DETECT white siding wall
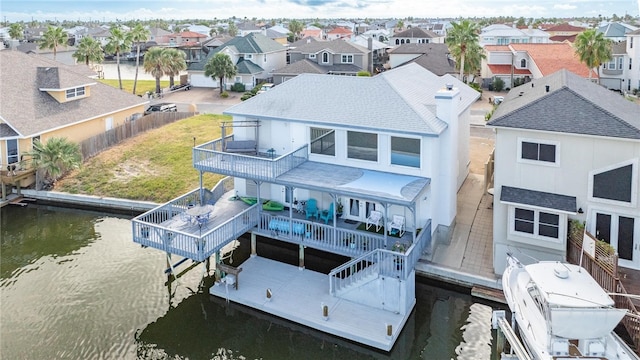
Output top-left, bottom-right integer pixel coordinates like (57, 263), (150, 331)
(389, 53), (420, 68)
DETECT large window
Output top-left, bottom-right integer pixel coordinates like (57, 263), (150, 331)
(519, 139), (558, 164)
(310, 127), (335, 156)
(512, 207), (560, 240)
(341, 54), (353, 63)
(322, 52), (329, 63)
(590, 161), (636, 205)
(65, 86), (86, 99)
(347, 131), (377, 161)
(391, 136), (420, 168)
(6, 139), (18, 164)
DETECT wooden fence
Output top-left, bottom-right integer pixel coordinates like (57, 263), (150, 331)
(79, 112), (196, 160)
(567, 221), (639, 354)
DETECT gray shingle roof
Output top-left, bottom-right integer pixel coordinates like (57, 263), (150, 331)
(500, 185), (577, 213)
(393, 27), (439, 38)
(236, 59), (264, 74)
(189, 33), (285, 71)
(0, 50), (148, 137)
(224, 62), (480, 136)
(486, 69), (640, 140)
(390, 44), (456, 76)
(0, 123), (19, 137)
(273, 59), (327, 75)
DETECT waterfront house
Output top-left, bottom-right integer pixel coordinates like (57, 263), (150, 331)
(0, 50), (147, 191)
(131, 63), (480, 350)
(487, 69), (640, 274)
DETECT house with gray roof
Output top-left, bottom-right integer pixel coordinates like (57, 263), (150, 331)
(487, 69), (640, 274)
(387, 43), (456, 76)
(0, 50), (147, 185)
(130, 63), (480, 350)
(389, 27), (444, 46)
(272, 38), (370, 84)
(188, 32), (287, 90)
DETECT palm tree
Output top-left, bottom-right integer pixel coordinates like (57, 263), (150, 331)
(39, 26), (68, 60)
(204, 53), (237, 95)
(8, 23), (23, 40)
(129, 23), (151, 95)
(446, 20), (480, 82)
(164, 48), (187, 88)
(228, 22), (238, 37)
(27, 137), (82, 189)
(72, 37), (104, 66)
(449, 41), (485, 83)
(143, 47), (168, 95)
(574, 29), (612, 83)
(104, 26), (133, 90)
(288, 19), (304, 42)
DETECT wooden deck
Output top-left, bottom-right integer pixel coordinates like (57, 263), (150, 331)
(209, 255), (413, 351)
(618, 267), (640, 308)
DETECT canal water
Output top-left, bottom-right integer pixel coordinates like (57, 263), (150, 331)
(1, 204), (505, 359)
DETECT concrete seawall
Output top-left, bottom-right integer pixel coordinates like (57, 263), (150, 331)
(21, 190), (159, 213)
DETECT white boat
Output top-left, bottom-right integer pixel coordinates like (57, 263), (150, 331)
(502, 254), (638, 360)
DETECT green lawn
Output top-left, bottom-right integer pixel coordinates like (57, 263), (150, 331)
(98, 79), (169, 96)
(55, 114), (229, 203)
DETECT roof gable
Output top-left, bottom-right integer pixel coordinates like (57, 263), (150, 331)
(487, 69), (640, 140)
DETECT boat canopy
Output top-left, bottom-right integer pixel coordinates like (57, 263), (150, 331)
(550, 307), (627, 339)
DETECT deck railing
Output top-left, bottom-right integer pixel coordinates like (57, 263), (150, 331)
(193, 136), (308, 181)
(329, 219), (432, 294)
(567, 227), (639, 353)
(256, 213), (388, 257)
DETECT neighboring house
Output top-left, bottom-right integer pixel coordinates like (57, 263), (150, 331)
(131, 64), (480, 348)
(326, 27), (353, 40)
(188, 32), (287, 89)
(362, 28), (391, 43)
(168, 31), (208, 47)
(487, 69), (640, 274)
(480, 24), (549, 46)
(626, 29), (640, 93)
(599, 41), (628, 91)
(0, 50), (147, 177)
(262, 27), (288, 45)
(598, 22), (639, 42)
(349, 35), (390, 71)
(149, 27), (173, 44)
(300, 26), (323, 40)
(272, 38), (369, 84)
(387, 43), (456, 76)
(237, 22), (262, 37)
(16, 42), (78, 66)
(544, 23), (585, 41)
(389, 27), (443, 46)
(481, 43), (594, 88)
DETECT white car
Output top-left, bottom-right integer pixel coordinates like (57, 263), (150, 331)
(257, 83), (274, 94)
(493, 96), (504, 105)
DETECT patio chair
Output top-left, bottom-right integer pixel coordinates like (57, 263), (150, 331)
(319, 203), (334, 224)
(366, 210), (383, 232)
(305, 198), (319, 220)
(388, 215), (405, 237)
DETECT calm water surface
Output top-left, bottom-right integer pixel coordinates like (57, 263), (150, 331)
(1, 204), (503, 359)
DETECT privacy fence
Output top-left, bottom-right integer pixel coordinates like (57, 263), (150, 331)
(79, 112), (196, 160)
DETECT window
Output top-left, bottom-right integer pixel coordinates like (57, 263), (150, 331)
(341, 54), (353, 63)
(263, 54), (267, 62)
(310, 127), (335, 156)
(32, 135), (40, 147)
(519, 139), (558, 164)
(406, 39), (410, 43)
(512, 207), (560, 240)
(391, 136), (420, 168)
(322, 52), (329, 63)
(65, 86), (86, 99)
(520, 59), (526, 68)
(395, 39), (400, 45)
(607, 59), (616, 70)
(245, 54), (253, 59)
(347, 131), (377, 161)
(630, 58), (632, 70)
(618, 57), (623, 70)
(631, 37), (634, 49)
(591, 162), (635, 204)
(6, 139), (18, 164)
(309, 53), (316, 59)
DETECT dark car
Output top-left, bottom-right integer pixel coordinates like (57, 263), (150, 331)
(170, 83), (192, 91)
(144, 103), (178, 115)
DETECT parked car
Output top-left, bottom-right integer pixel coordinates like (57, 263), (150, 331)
(144, 103), (177, 115)
(257, 83), (274, 94)
(170, 83), (192, 91)
(493, 96), (504, 105)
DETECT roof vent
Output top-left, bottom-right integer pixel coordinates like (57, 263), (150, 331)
(531, 83), (534, 87)
(446, 83), (453, 91)
(545, 85), (550, 93)
(519, 91), (524, 96)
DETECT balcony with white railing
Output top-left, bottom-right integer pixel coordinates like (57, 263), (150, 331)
(192, 136), (308, 181)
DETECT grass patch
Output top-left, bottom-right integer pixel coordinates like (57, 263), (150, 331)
(98, 79), (169, 96)
(55, 114), (230, 203)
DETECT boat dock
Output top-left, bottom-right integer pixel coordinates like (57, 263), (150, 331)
(209, 256), (412, 352)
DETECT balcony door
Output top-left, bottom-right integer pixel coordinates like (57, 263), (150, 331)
(594, 211), (640, 270)
(344, 198), (377, 223)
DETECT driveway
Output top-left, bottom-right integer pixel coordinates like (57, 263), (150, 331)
(152, 87), (243, 114)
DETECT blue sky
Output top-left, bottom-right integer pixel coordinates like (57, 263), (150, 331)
(2, 0), (639, 22)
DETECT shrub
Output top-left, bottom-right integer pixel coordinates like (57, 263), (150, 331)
(493, 77), (505, 92)
(230, 82), (245, 92)
(468, 82), (483, 96)
(241, 93), (253, 101)
(220, 91), (229, 98)
(356, 70), (371, 77)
